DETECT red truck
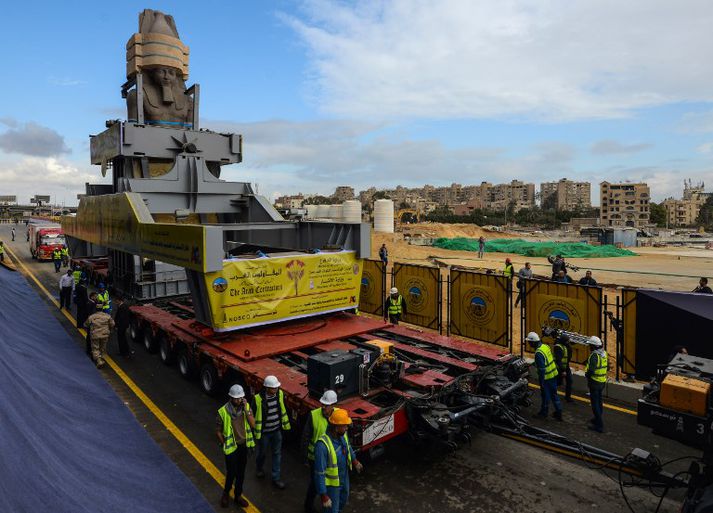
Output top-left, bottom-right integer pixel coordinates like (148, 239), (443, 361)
(29, 224), (65, 261)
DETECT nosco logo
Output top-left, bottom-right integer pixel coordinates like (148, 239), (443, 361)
(403, 278), (428, 311)
(212, 277), (228, 293)
(538, 299), (582, 332)
(464, 287), (495, 326)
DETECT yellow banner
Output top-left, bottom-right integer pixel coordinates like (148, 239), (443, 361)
(204, 251), (363, 331)
(62, 193), (208, 272)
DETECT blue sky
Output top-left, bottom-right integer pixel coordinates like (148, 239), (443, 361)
(1, 1), (713, 205)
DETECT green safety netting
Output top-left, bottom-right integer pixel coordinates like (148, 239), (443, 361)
(432, 238), (636, 258)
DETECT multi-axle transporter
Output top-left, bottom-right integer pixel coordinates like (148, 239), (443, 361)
(62, 8), (530, 454)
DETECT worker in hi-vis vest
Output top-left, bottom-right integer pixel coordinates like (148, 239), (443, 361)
(585, 336), (608, 433)
(302, 390), (338, 513)
(384, 287), (407, 325)
(527, 331), (563, 421)
(216, 384), (255, 508)
(313, 408), (363, 513)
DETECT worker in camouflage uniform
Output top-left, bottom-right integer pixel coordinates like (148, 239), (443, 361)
(84, 302), (115, 368)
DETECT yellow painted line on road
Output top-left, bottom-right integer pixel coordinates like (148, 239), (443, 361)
(527, 383), (637, 416)
(5, 244), (261, 513)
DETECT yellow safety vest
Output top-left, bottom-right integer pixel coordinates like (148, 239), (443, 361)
(317, 433), (353, 488)
(96, 291), (110, 311)
(218, 403), (255, 455)
(52, 250), (62, 260)
(586, 351), (608, 383)
(536, 344), (558, 381)
(555, 343), (569, 370)
(387, 295), (403, 315)
(61, 248), (69, 257)
(503, 264), (514, 278)
(73, 270), (82, 285)
(0, 245), (4, 254)
(254, 389), (291, 439)
(307, 408), (330, 462)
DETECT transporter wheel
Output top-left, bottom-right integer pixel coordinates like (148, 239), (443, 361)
(177, 349), (195, 380)
(143, 330), (158, 353)
(159, 337), (175, 365)
(129, 318), (142, 344)
(200, 363), (220, 396)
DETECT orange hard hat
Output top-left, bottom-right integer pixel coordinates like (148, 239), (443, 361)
(328, 408), (352, 426)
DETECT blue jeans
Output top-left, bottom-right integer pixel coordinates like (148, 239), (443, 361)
(590, 385), (604, 430)
(539, 378), (562, 415)
(256, 429), (282, 481)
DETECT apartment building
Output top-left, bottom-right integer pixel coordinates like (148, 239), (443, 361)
(540, 178), (591, 211)
(662, 180), (710, 227)
(599, 182), (650, 227)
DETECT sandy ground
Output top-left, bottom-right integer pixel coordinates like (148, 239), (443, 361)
(373, 223), (713, 292)
(370, 223), (713, 372)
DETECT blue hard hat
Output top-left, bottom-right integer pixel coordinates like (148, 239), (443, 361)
(98, 283), (105, 289)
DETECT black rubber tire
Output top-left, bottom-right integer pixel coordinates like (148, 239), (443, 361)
(159, 337), (175, 365)
(200, 363), (220, 396)
(143, 330), (158, 353)
(129, 318), (142, 344)
(178, 349), (195, 380)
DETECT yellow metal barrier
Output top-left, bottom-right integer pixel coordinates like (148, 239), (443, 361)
(359, 259), (386, 315)
(392, 262), (441, 330)
(523, 280), (602, 364)
(449, 269), (510, 347)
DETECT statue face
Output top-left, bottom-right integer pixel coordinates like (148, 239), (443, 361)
(149, 66), (178, 86)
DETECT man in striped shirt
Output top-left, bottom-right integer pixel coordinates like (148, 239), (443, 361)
(254, 375), (291, 489)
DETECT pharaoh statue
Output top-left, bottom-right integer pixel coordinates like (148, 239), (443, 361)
(126, 9), (194, 128)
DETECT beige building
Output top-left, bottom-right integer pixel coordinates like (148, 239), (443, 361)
(662, 180), (710, 227)
(487, 180), (536, 212)
(274, 194), (305, 209)
(599, 182), (650, 227)
(332, 186), (355, 202)
(540, 178), (591, 211)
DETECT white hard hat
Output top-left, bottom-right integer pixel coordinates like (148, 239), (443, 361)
(589, 336), (603, 348)
(390, 287), (398, 294)
(319, 390), (338, 406)
(526, 332), (540, 343)
(228, 384), (245, 398)
(264, 375), (281, 388)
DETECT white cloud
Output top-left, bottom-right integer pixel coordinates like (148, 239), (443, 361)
(0, 156), (104, 205)
(283, 0), (713, 121)
(208, 118), (572, 199)
(697, 142), (713, 154)
(678, 110), (713, 133)
(591, 140), (652, 155)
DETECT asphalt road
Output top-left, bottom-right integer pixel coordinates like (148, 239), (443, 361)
(0, 222), (698, 513)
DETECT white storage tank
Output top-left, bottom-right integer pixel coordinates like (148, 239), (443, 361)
(305, 204), (318, 219)
(342, 200), (362, 223)
(316, 204), (330, 219)
(328, 204), (343, 221)
(374, 199), (394, 233)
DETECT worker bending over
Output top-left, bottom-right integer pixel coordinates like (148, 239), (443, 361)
(313, 408), (363, 513)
